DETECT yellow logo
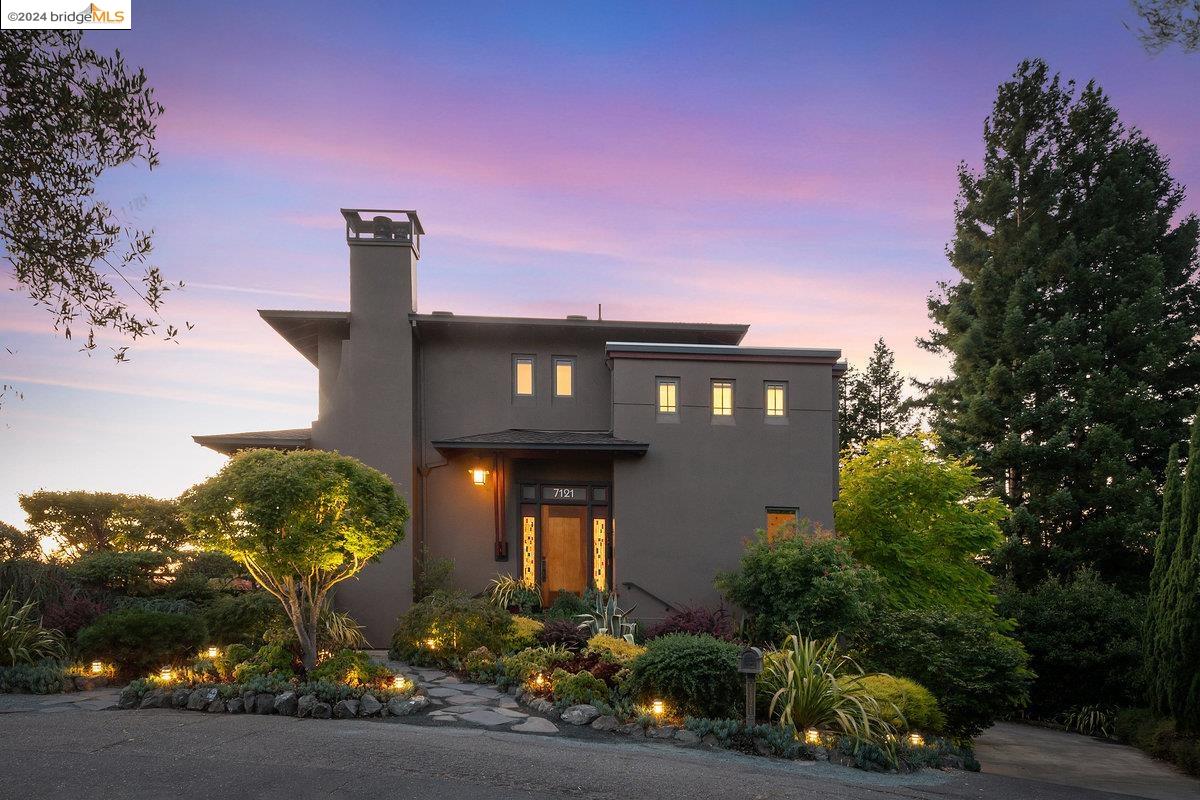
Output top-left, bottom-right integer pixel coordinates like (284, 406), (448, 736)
(87, 3), (126, 23)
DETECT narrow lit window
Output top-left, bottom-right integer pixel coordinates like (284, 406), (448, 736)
(712, 380), (733, 416)
(592, 518), (607, 591)
(656, 377), (679, 415)
(554, 357), (574, 397)
(514, 356), (534, 397)
(522, 516), (537, 586)
(766, 508), (798, 542)
(766, 382), (787, 417)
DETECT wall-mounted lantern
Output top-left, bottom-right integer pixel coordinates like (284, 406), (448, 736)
(470, 468), (489, 486)
(738, 646), (763, 727)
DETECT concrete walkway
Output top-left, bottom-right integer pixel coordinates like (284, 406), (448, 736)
(975, 721), (1200, 800)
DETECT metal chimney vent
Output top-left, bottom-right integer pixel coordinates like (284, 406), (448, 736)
(372, 215), (393, 239)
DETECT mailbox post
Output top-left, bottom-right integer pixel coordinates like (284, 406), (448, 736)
(737, 646), (763, 728)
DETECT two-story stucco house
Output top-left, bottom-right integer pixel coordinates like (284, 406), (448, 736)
(194, 209), (846, 645)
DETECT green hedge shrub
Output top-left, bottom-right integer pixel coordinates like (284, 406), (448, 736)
(308, 648), (389, 684)
(231, 643), (295, 682)
(996, 570), (1143, 714)
(202, 592), (282, 646)
(1114, 709), (1200, 776)
(626, 633), (741, 718)
(68, 551), (169, 595)
(76, 609), (206, 676)
(551, 668), (610, 706)
(859, 674), (945, 733)
(716, 531), (882, 643)
(389, 592), (513, 667)
(854, 608), (1032, 739)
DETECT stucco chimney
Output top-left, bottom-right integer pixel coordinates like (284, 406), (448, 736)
(340, 208), (424, 314)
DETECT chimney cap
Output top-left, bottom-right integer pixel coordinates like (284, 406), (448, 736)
(340, 208), (425, 236)
(565, 314), (588, 320)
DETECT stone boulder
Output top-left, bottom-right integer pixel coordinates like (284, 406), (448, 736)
(273, 691), (298, 716)
(242, 691), (257, 713)
(647, 725), (675, 739)
(171, 687), (192, 709)
(386, 698), (415, 716)
(358, 694), (382, 717)
(138, 689), (169, 709)
(526, 698), (554, 715)
(225, 697), (244, 714)
(117, 686), (140, 710)
(297, 694), (318, 719)
(617, 723), (645, 738)
(187, 688), (219, 711)
(674, 729), (700, 745)
(561, 704), (600, 726)
(311, 701), (333, 719)
(590, 715), (619, 732)
(253, 692), (276, 715)
(333, 698), (359, 719)
(205, 698), (225, 713)
(410, 696), (430, 712)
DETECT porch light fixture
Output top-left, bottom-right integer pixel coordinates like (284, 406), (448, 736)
(90, 661), (103, 675)
(804, 728), (822, 745)
(908, 732), (925, 748)
(470, 468), (489, 486)
(206, 646), (220, 659)
(651, 699), (665, 717)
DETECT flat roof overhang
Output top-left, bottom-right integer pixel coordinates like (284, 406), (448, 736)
(432, 429), (648, 459)
(606, 341), (844, 365)
(413, 314), (748, 346)
(192, 427), (312, 456)
(259, 310), (349, 366)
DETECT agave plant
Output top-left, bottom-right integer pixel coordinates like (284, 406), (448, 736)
(759, 628), (893, 744)
(1, 589), (66, 667)
(576, 592), (637, 644)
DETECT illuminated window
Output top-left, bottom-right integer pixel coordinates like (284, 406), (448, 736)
(712, 380), (733, 416)
(766, 382), (787, 417)
(514, 356), (534, 397)
(766, 508), (798, 542)
(592, 517), (607, 591)
(554, 358), (574, 397)
(522, 516), (537, 586)
(657, 378), (679, 415)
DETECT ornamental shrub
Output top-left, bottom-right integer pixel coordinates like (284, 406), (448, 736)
(40, 592), (107, 637)
(0, 659), (68, 694)
(499, 645), (574, 686)
(859, 675), (945, 734)
(626, 633), (741, 718)
(68, 550), (169, 596)
(389, 591), (513, 667)
(507, 616), (544, 651)
(644, 605), (736, 642)
(76, 609), (206, 676)
(586, 633), (645, 665)
(231, 643), (296, 682)
(308, 648), (389, 684)
(544, 591), (590, 620)
(853, 608), (1032, 739)
(202, 591), (283, 647)
(551, 668), (610, 707)
(213, 642), (253, 680)
(996, 570), (1143, 715)
(716, 529), (882, 644)
(535, 618), (590, 650)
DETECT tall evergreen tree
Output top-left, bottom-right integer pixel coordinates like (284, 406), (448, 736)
(839, 338), (913, 453)
(1168, 411), (1200, 730)
(1145, 442), (1182, 714)
(921, 59), (1200, 590)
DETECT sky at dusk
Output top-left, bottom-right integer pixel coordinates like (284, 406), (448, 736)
(1, 0), (1198, 528)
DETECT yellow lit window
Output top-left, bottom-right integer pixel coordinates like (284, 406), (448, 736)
(554, 358), (574, 397)
(522, 516), (537, 586)
(515, 357), (534, 396)
(766, 382), (786, 417)
(712, 380), (733, 416)
(657, 379), (678, 414)
(766, 508), (798, 542)
(592, 518), (607, 591)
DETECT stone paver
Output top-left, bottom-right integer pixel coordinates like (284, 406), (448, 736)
(459, 709), (513, 726)
(0, 688), (120, 714)
(511, 716), (560, 734)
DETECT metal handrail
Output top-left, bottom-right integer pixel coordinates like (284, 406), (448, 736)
(620, 581), (676, 612)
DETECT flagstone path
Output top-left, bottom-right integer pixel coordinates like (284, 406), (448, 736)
(372, 654), (560, 735)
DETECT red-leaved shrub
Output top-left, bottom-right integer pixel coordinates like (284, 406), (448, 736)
(41, 593), (108, 637)
(645, 605), (737, 642)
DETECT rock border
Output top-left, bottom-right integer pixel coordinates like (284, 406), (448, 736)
(118, 683), (431, 720)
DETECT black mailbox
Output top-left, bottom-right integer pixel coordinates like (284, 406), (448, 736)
(738, 646), (763, 675)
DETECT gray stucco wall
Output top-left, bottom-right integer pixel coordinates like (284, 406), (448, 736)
(611, 357), (838, 621)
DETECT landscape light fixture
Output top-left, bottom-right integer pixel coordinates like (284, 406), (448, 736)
(90, 661), (103, 675)
(651, 699), (665, 717)
(908, 732), (925, 747)
(159, 667), (174, 682)
(206, 646), (220, 659)
(804, 728), (822, 745)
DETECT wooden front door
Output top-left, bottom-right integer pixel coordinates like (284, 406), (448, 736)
(541, 504), (588, 605)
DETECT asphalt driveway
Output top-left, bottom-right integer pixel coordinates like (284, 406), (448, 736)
(0, 701), (1194, 800)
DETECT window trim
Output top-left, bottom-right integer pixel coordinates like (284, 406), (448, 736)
(553, 356), (576, 399)
(711, 378), (734, 421)
(513, 354), (536, 399)
(656, 376), (680, 420)
(765, 380), (788, 423)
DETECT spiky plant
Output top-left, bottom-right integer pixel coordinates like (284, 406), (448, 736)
(759, 628), (893, 743)
(320, 604), (367, 650)
(1, 589), (66, 667)
(577, 592), (637, 644)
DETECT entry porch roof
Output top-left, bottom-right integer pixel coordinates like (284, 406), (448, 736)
(192, 427), (312, 456)
(432, 429), (648, 457)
